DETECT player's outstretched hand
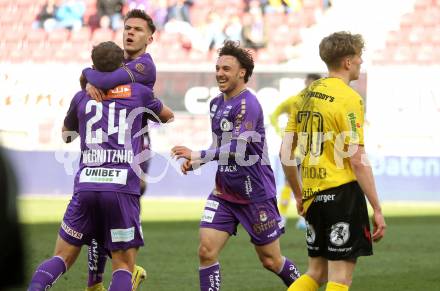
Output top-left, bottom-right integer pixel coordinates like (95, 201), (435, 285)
(181, 159), (192, 175)
(180, 159), (203, 175)
(86, 83), (106, 102)
(171, 146), (193, 160)
(372, 210), (386, 242)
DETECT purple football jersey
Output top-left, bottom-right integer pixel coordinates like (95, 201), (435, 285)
(82, 53), (157, 173)
(202, 89), (276, 204)
(64, 83), (163, 195)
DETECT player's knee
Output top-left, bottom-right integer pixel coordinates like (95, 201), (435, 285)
(307, 269), (328, 286)
(111, 249), (136, 272)
(260, 256), (280, 272)
(198, 244), (216, 263)
(53, 251), (75, 270)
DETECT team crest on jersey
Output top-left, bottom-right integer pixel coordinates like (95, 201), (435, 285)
(259, 210), (268, 222)
(244, 121), (253, 130)
(135, 63), (145, 73)
(306, 221), (316, 244)
(220, 118), (232, 131)
(330, 222), (350, 246)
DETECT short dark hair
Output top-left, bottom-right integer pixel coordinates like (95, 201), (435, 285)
(218, 40), (254, 83)
(306, 73), (321, 81)
(91, 41), (124, 72)
(124, 9), (156, 34)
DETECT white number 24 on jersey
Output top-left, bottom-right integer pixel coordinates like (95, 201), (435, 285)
(85, 100), (127, 145)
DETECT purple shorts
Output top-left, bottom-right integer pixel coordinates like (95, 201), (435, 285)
(59, 191), (144, 252)
(200, 193), (285, 245)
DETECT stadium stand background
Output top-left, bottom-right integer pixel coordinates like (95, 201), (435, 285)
(1, 0), (439, 201)
(0, 0), (324, 64)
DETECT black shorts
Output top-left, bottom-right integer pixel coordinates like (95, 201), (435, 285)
(305, 181), (373, 260)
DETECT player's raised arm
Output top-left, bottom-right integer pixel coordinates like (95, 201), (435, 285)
(82, 65), (135, 91)
(82, 54), (156, 90)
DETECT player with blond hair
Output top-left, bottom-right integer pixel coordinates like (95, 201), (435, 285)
(282, 32), (386, 291)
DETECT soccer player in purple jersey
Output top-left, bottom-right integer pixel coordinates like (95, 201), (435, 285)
(80, 9), (162, 291)
(28, 41), (173, 291)
(82, 8), (158, 195)
(171, 41), (301, 291)
(82, 9), (157, 98)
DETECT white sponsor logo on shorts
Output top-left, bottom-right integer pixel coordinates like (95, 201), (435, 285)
(329, 222), (350, 246)
(201, 209), (216, 223)
(267, 230), (278, 238)
(205, 200), (219, 210)
(61, 221), (83, 239)
(314, 194), (335, 203)
(80, 167), (127, 184)
(306, 221), (316, 244)
(328, 246), (353, 253)
(111, 227), (135, 242)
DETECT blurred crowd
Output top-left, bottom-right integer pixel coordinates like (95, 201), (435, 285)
(32, 0), (326, 54)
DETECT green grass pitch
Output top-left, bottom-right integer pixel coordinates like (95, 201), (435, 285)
(12, 198), (440, 290)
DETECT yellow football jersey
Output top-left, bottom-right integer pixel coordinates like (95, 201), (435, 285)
(285, 78), (365, 213)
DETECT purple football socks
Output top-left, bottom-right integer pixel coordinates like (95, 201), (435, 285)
(28, 256), (66, 291)
(277, 257), (301, 286)
(199, 262), (221, 291)
(108, 269), (132, 291)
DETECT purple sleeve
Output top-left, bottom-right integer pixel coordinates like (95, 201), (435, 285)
(82, 57), (156, 90)
(82, 67), (133, 90)
(124, 57), (156, 89)
(201, 97), (260, 161)
(63, 92), (81, 131)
